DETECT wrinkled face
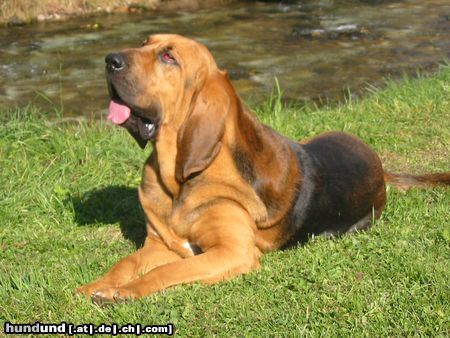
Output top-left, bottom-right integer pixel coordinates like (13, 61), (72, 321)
(105, 34), (216, 147)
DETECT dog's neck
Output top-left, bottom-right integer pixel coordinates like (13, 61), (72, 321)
(152, 123), (181, 197)
(231, 103), (302, 226)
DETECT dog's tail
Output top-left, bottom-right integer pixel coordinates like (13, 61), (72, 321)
(384, 171), (450, 190)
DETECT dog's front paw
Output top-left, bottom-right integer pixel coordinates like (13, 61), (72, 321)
(91, 287), (137, 305)
(76, 281), (112, 299)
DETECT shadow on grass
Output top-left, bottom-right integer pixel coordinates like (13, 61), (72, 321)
(70, 185), (146, 248)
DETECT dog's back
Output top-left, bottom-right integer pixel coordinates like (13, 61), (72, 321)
(283, 132), (387, 246)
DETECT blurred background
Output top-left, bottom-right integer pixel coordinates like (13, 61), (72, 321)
(0, 0), (449, 116)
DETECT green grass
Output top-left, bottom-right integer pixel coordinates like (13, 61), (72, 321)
(1, 65), (449, 337)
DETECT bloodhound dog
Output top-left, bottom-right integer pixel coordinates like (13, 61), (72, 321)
(77, 34), (450, 303)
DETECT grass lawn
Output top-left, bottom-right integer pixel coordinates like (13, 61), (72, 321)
(0, 65), (449, 336)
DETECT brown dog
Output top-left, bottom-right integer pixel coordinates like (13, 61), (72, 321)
(77, 34), (449, 303)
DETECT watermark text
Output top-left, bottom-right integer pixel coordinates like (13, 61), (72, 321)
(4, 322), (174, 336)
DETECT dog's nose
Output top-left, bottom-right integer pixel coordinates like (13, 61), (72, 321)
(105, 53), (126, 72)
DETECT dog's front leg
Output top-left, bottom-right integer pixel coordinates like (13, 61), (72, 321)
(92, 203), (260, 302)
(76, 234), (182, 299)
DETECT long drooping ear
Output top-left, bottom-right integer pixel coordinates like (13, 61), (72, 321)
(175, 72), (230, 183)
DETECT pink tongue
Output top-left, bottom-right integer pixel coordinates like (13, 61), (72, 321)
(108, 100), (131, 125)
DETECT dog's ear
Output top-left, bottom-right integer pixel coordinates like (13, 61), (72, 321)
(175, 72), (230, 183)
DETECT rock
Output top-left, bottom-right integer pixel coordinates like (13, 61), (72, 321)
(7, 15), (25, 26)
(292, 24), (374, 41)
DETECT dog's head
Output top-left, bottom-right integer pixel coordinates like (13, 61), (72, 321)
(105, 34), (234, 182)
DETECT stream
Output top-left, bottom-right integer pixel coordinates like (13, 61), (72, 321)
(0, 0), (449, 116)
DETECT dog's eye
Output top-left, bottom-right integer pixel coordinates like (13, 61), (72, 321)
(160, 51), (177, 65)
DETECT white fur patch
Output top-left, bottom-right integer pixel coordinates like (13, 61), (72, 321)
(182, 241), (195, 254)
(147, 227), (160, 238)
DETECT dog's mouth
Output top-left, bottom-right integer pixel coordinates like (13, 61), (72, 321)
(107, 83), (159, 148)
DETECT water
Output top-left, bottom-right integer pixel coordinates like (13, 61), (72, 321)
(0, 0), (449, 116)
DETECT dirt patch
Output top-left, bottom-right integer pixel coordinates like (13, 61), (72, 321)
(0, 0), (235, 26)
(380, 145), (449, 174)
